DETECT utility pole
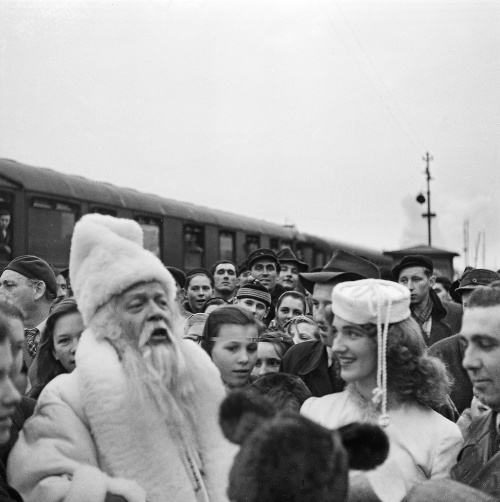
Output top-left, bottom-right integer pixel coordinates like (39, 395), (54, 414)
(421, 152), (436, 246)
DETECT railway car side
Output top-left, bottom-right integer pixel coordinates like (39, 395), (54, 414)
(0, 159), (390, 273)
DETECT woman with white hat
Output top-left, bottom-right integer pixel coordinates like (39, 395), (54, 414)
(301, 279), (463, 502)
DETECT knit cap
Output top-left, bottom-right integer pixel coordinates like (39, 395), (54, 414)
(331, 279), (411, 427)
(236, 280), (271, 308)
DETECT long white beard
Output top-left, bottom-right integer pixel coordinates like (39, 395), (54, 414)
(90, 307), (198, 447)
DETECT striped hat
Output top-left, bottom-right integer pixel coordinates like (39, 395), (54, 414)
(236, 279), (271, 308)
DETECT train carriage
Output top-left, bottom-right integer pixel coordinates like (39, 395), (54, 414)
(0, 158), (391, 272)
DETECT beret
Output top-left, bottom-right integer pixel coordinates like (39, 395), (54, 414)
(4, 255), (57, 297)
(185, 268), (214, 287)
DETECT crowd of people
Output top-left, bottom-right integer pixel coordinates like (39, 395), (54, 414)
(0, 212), (499, 501)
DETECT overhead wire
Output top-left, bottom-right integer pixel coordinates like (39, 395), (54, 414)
(315, 0), (424, 151)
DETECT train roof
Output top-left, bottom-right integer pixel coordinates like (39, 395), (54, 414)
(0, 158), (293, 237)
(0, 158), (390, 262)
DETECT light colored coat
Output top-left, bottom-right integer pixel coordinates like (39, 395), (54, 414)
(302, 390), (463, 502)
(7, 330), (236, 502)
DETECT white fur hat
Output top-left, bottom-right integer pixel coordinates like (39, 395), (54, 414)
(70, 214), (176, 325)
(331, 279), (411, 325)
(331, 279), (411, 428)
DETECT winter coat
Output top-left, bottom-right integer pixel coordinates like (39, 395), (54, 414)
(451, 410), (500, 498)
(7, 329), (236, 502)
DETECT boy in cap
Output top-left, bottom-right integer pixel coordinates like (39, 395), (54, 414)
(393, 255), (458, 346)
(233, 280), (271, 324)
(246, 248), (285, 325)
(276, 248), (308, 292)
(0, 255), (57, 369)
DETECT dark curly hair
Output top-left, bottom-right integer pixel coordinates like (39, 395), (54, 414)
(364, 317), (451, 409)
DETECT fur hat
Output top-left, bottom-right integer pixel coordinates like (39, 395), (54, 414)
(220, 391), (389, 502)
(69, 214), (176, 325)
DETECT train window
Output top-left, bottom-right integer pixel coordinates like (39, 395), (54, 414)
(0, 192), (13, 261)
(28, 198), (78, 264)
(135, 216), (162, 258)
(269, 238), (279, 253)
(91, 207), (117, 216)
(315, 251), (325, 269)
(219, 231), (235, 262)
(184, 224), (204, 270)
(245, 235), (260, 254)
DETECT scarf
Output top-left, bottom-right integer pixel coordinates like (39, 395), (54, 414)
(410, 293), (433, 327)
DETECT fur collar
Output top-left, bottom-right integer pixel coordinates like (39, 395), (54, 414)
(75, 329), (208, 502)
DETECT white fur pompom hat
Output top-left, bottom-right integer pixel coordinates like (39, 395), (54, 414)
(331, 279), (411, 427)
(69, 213), (176, 325)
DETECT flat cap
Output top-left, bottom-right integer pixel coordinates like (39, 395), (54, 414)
(392, 255), (434, 279)
(246, 248), (280, 271)
(456, 268), (500, 293)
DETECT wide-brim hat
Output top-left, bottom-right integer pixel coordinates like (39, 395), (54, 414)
(299, 250), (380, 294)
(456, 268), (500, 294)
(277, 247), (309, 273)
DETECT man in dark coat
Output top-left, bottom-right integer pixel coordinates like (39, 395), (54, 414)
(446, 286), (500, 498)
(392, 255), (460, 347)
(429, 269), (500, 414)
(280, 250), (380, 397)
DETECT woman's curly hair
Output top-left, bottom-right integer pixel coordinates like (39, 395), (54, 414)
(364, 317), (451, 409)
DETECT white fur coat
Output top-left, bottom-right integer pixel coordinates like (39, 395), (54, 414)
(7, 330), (237, 502)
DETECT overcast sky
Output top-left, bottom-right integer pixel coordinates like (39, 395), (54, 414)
(1, 0), (498, 271)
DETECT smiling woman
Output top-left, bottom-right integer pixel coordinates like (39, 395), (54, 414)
(301, 279), (464, 502)
(200, 306), (263, 391)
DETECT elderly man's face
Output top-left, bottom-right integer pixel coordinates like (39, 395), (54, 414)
(461, 305), (500, 411)
(114, 281), (172, 349)
(0, 270), (37, 313)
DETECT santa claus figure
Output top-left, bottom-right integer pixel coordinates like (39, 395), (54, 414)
(8, 214), (236, 502)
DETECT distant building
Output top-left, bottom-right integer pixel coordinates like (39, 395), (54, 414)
(383, 245), (459, 280)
